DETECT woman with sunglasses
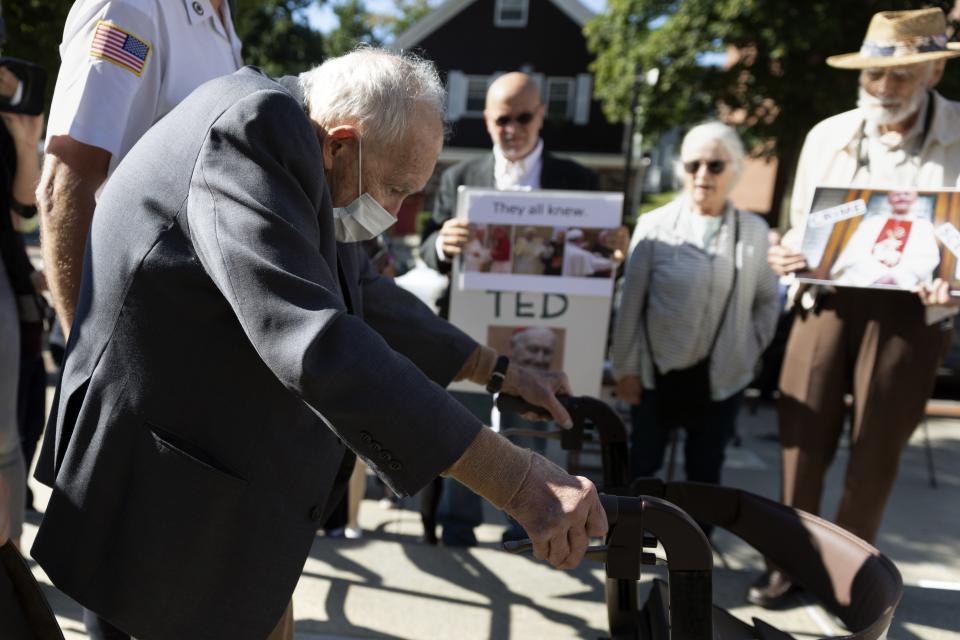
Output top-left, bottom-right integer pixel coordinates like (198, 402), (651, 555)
(611, 121), (780, 503)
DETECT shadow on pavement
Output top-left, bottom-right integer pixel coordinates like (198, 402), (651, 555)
(399, 541), (607, 639)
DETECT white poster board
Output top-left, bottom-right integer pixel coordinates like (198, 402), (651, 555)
(448, 188), (623, 396)
(455, 188), (624, 297)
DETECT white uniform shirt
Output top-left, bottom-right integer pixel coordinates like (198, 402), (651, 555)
(46, 0), (243, 176)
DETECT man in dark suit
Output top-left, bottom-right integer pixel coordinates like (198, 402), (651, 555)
(31, 50), (607, 640)
(420, 71), (599, 278)
(417, 72), (605, 547)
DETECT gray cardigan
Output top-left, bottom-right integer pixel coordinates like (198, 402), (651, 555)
(612, 197), (781, 400)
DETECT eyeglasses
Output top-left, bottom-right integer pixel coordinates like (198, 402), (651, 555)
(683, 160), (726, 175)
(494, 112), (536, 127)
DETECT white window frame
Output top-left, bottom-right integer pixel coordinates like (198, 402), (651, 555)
(446, 70), (467, 121)
(495, 0), (528, 28)
(545, 77), (576, 120)
(573, 73), (592, 125)
(462, 75), (492, 117)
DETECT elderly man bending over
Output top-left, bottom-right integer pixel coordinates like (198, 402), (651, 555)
(31, 49), (607, 639)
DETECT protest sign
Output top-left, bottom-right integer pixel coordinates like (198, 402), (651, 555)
(454, 188), (623, 297)
(798, 185), (960, 293)
(447, 188), (623, 395)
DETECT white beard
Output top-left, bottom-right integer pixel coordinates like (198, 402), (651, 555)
(858, 87), (926, 127)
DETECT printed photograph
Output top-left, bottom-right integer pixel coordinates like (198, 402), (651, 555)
(461, 224), (514, 274)
(511, 226), (557, 276)
(487, 325), (567, 373)
(560, 227), (618, 279)
(799, 186), (960, 291)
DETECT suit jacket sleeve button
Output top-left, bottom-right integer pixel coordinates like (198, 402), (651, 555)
(379, 451), (392, 462)
(310, 505), (324, 521)
(389, 461), (402, 471)
(371, 441), (382, 452)
(360, 431), (372, 443)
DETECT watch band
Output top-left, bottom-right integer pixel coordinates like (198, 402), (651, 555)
(485, 355), (510, 394)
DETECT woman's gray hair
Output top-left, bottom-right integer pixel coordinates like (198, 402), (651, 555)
(678, 121), (746, 180)
(301, 47), (446, 148)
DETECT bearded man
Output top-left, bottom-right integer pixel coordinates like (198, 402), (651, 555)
(756, 8), (960, 606)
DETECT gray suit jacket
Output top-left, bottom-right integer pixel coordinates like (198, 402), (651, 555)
(32, 67), (482, 640)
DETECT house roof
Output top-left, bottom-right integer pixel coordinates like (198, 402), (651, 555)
(391, 0), (595, 51)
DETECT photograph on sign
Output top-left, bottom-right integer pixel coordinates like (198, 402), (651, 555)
(487, 325), (566, 373)
(462, 224), (618, 280)
(446, 289), (609, 396)
(456, 188), (624, 296)
(798, 185), (960, 292)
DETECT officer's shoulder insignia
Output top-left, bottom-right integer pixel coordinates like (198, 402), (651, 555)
(89, 21), (152, 77)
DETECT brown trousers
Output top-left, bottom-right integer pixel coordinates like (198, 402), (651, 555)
(777, 288), (948, 543)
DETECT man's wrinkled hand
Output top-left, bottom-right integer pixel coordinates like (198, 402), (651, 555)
(438, 218), (471, 258)
(502, 365), (573, 427)
(615, 375), (642, 405)
(916, 278), (960, 306)
(504, 454), (608, 569)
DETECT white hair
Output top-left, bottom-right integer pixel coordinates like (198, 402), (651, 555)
(301, 47), (446, 149)
(511, 326), (557, 347)
(677, 121), (746, 180)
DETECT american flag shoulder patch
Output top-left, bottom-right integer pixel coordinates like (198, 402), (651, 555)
(90, 21), (152, 77)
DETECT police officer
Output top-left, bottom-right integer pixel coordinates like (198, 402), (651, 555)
(36, 2), (244, 638)
(39, 0), (243, 336)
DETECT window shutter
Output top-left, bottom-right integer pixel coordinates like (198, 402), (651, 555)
(574, 74), (592, 125)
(530, 73), (545, 100)
(447, 71), (466, 121)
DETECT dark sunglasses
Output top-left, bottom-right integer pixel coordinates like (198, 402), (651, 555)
(494, 112), (536, 127)
(683, 160), (726, 175)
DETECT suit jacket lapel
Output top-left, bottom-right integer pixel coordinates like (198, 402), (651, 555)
(477, 154), (495, 186)
(335, 243), (358, 314)
(277, 75), (355, 313)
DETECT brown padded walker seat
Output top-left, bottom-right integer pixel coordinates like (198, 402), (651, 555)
(633, 479), (903, 640)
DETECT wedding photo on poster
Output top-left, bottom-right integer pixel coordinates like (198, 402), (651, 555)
(798, 185), (960, 292)
(455, 188), (624, 297)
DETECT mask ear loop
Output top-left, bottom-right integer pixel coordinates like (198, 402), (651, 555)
(358, 134), (363, 197)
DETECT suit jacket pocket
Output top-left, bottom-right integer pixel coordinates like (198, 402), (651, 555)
(146, 422), (247, 485)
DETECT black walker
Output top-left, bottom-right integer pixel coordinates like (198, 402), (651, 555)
(497, 394), (903, 640)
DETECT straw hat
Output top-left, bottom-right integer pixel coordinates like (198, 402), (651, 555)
(827, 8), (960, 69)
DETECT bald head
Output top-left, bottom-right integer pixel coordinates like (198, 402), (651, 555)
(486, 72), (541, 110)
(484, 72), (545, 162)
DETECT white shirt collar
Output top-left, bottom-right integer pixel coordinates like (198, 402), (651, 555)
(493, 138), (544, 190)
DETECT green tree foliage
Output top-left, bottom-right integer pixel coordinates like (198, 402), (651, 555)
(586, 0), (960, 216)
(324, 0), (380, 58)
(370, 0), (434, 41)
(233, 0), (327, 76)
(2, 0), (72, 109)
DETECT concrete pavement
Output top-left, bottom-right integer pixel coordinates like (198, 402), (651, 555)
(20, 399), (960, 639)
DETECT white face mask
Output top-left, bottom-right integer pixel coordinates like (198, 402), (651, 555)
(332, 136), (396, 242)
